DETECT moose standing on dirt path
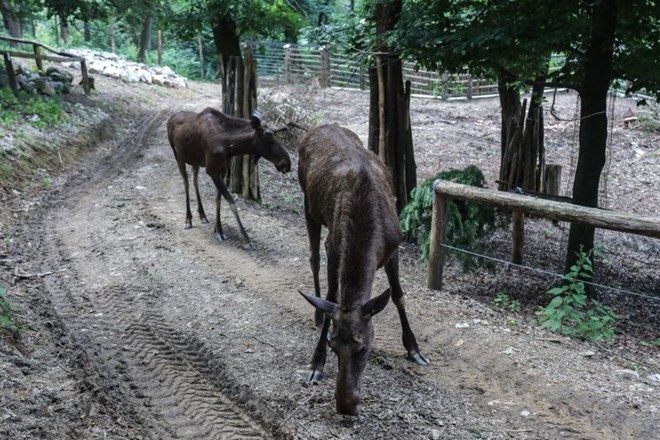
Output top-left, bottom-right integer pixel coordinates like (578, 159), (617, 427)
(167, 108), (291, 249)
(297, 124), (429, 416)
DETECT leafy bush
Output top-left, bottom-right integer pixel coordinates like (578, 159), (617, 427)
(0, 286), (20, 339)
(493, 293), (521, 314)
(0, 89), (67, 128)
(400, 165), (508, 268)
(536, 245), (617, 342)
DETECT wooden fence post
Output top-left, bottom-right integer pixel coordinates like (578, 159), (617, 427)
(80, 59), (90, 95)
(320, 46), (330, 88)
(428, 189), (448, 290)
(3, 52), (18, 96)
(283, 44), (291, 83)
(33, 44), (43, 71)
(157, 30), (162, 66)
(543, 164), (562, 196)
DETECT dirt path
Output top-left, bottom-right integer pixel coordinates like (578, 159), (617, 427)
(1, 78), (658, 440)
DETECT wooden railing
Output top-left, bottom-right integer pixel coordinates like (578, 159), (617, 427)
(427, 180), (660, 289)
(0, 35), (90, 95)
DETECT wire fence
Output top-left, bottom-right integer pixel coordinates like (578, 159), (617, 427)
(247, 41), (502, 99)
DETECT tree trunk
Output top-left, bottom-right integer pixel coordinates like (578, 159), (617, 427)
(198, 33), (204, 78)
(59, 14), (69, 45)
(566, 0), (616, 296)
(368, 0), (416, 213)
(110, 18), (116, 53)
(498, 72), (545, 193)
(210, 14), (241, 104)
(84, 20), (91, 42)
(1, 0), (21, 39)
(137, 16), (153, 63)
(497, 72), (521, 191)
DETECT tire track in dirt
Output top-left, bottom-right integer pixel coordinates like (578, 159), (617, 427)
(39, 108), (275, 439)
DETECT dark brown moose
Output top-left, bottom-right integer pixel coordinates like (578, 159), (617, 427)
(167, 108), (291, 249)
(297, 124), (428, 416)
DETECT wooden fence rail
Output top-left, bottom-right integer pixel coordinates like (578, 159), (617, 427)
(0, 34), (90, 94)
(427, 180), (660, 289)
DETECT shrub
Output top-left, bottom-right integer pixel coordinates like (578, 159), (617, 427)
(400, 165), (508, 268)
(536, 244), (617, 342)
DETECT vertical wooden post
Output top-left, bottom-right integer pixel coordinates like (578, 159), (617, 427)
(320, 46), (329, 87)
(511, 211), (524, 264)
(428, 191), (448, 290)
(284, 44), (291, 83)
(197, 33), (204, 78)
(80, 59), (90, 95)
(543, 164), (562, 196)
(157, 30), (163, 66)
(467, 73), (473, 99)
(110, 18), (116, 53)
(33, 44), (43, 71)
(3, 53), (18, 96)
(376, 56), (386, 164)
(359, 61), (366, 91)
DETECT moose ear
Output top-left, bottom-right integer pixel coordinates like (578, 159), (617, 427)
(298, 290), (337, 315)
(362, 288), (391, 318)
(250, 110), (263, 129)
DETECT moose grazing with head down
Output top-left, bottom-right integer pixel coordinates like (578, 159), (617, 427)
(297, 124), (429, 416)
(167, 108), (291, 249)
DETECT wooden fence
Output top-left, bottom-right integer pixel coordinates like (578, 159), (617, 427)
(248, 41), (500, 99)
(0, 35), (90, 95)
(427, 180), (660, 289)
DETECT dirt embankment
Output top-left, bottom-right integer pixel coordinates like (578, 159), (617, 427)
(1, 70), (658, 440)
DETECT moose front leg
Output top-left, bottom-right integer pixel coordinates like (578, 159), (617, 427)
(210, 174), (254, 250)
(385, 250), (430, 366)
(306, 246), (339, 383)
(304, 197), (323, 329)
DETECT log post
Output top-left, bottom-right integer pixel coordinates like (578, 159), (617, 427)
(33, 44), (43, 71)
(157, 30), (162, 66)
(428, 191), (448, 290)
(3, 52), (18, 96)
(543, 164), (562, 196)
(80, 59), (90, 95)
(320, 46), (329, 88)
(512, 211), (524, 264)
(284, 44), (291, 84)
(197, 33), (204, 78)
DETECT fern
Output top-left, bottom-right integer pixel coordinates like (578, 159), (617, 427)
(400, 165), (507, 269)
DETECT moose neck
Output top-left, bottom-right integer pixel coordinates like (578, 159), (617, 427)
(227, 132), (257, 157)
(337, 192), (381, 308)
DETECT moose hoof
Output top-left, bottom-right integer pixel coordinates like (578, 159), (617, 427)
(184, 223), (193, 230)
(305, 369), (324, 384)
(200, 217), (210, 224)
(407, 351), (430, 366)
(214, 233), (227, 242)
(241, 242), (255, 251)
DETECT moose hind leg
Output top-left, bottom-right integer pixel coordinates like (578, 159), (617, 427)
(177, 161), (193, 229)
(214, 191), (226, 242)
(192, 165), (209, 224)
(385, 251), (429, 365)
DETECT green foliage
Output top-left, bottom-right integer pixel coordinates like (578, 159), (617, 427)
(0, 89), (67, 129)
(0, 286), (20, 339)
(399, 165), (507, 268)
(493, 293), (521, 314)
(536, 245), (617, 342)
